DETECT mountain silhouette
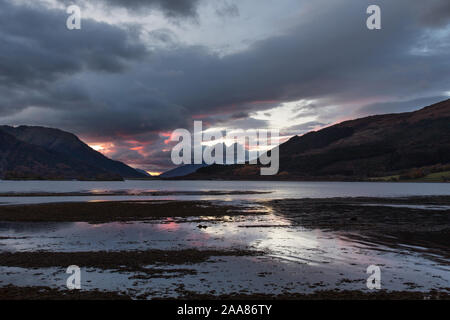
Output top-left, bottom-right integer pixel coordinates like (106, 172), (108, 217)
(0, 125), (146, 180)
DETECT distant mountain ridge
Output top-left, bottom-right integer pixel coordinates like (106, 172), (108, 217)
(134, 168), (152, 177)
(160, 143), (249, 178)
(0, 125), (146, 180)
(160, 164), (208, 178)
(186, 99), (450, 180)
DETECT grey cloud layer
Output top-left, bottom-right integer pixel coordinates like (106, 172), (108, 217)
(1, 0), (450, 171)
(56, 0), (201, 17)
(0, 0), (147, 117)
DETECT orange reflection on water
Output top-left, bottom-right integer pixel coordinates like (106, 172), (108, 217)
(156, 218), (180, 232)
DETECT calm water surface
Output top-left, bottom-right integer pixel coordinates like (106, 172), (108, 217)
(0, 180), (449, 297)
(0, 180), (449, 204)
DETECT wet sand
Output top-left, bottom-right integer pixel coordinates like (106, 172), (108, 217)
(0, 285), (130, 300)
(0, 197), (448, 254)
(0, 196), (449, 300)
(267, 197), (450, 259)
(0, 200), (262, 223)
(1, 286), (448, 300)
(171, 289), (450, 300)
(0, 249), (261, 271)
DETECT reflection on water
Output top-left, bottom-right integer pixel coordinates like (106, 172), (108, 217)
(0, 180), (449, 297)
(0, 210), (449, 296)
(360, 203), (450, 210)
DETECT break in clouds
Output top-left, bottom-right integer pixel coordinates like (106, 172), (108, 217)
(0, 0), (450, 172)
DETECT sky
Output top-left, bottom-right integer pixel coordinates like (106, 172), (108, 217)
(0, 0), (449, 174)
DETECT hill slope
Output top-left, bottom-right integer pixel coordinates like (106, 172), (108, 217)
(0, 126), (146, 180)
(187, 99), (450, 180)
(160, 164), (208, 178)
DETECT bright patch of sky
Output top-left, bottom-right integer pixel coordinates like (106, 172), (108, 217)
(251, 100), (318, 129)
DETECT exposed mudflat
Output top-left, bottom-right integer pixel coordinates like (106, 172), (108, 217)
(0, 190), (270, 197)
(0, 200), (263, 223)
(1, 285), (448, 300)
(0, 196), (449, 300)
(0, 249), (261, 271)
(266, 196), (450, 260)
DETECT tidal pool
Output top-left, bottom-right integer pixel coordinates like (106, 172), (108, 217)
(0, 207), (448, 298)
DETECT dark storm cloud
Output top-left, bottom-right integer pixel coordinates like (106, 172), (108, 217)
(230, 112), (249, 119)
(4, 0), (450, 127)
(221, 117), (269, 130)
(0, 0), (146, 85)
(109, 0), (201, 17)
(136, 148), (174, 171)
(56, 0), (201, 18)
(417, 0), (450, 27)
(1, 0), (450, 171)
(0, 0), (147, 117)
(358, 96), (449, 116)
(122, 0), (450, 117)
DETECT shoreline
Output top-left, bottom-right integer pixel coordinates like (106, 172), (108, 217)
(1, 286), (448, 300)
